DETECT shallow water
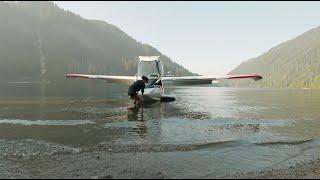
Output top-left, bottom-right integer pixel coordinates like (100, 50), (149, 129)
(1, 86), (320, 178)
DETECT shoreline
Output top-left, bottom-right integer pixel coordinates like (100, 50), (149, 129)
(1, 142), (320, 179)
(218, 158), (320, 179)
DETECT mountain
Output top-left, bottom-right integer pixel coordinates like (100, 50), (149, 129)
(0, 1), (194, 96)
(228, 25), (320, 89)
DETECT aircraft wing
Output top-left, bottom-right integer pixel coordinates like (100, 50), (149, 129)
(162, 74), (262, 85)
(66, 73), (136, 85)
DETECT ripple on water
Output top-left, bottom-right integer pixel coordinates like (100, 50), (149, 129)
(101, 117), (290, 145)
(0, 139), (81, 158)
(0, 119), (95, 126)
(0, 138), (243, 157)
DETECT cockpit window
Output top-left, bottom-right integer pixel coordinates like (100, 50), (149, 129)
(137, 61), (163, 77)
(137, 60), (164, 88)
(146, 78), (158, 88)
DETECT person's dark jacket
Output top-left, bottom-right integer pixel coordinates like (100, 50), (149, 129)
(128, 80), (146, 96)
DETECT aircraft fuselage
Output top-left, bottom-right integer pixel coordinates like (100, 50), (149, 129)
(134, 56), (168, 102)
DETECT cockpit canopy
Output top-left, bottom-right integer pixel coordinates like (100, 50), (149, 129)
(137, 56), (164, 88)
(137, 56), (164, 78)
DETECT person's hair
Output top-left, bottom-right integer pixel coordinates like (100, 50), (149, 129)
(142, 75), (148, 82)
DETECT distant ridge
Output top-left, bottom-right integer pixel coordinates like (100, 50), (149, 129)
(228, 25), (320, 89)
(0, 1), (194, 86)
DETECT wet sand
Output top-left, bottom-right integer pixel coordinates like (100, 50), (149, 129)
(219, 159), (320, 179)
(2, 146), (320, 179)
(2, 136), (320, 179)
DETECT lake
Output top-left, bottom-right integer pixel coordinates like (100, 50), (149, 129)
(1, 84), (320, 178)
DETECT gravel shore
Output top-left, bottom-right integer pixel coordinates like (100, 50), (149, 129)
(219, 158), (320, 179)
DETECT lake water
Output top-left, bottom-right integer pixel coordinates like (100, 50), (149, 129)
(1, 84), (320, 178)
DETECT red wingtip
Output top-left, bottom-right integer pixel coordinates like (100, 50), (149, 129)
(227, 75), (263, 81)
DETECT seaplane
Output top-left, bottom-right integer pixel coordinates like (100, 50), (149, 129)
(66, 56), (262, 102)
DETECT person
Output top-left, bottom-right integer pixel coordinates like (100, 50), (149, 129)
(128, 75), (148, 108)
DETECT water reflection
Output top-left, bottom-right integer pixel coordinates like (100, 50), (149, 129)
(125, 101), (169, 138)
(127, 107), (143, 122)
(127, 107), (147, 136)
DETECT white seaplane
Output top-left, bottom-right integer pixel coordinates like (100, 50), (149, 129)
(66, 56), (262, 102)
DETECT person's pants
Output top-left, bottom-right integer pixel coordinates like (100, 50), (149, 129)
(134, 95), (141, 107)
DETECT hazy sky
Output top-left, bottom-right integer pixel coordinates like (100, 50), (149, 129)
(54, 1), (320, 76)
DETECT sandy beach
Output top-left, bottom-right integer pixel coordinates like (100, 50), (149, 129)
(219, 158), (320, 179)
(2, 149), (320, 179)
